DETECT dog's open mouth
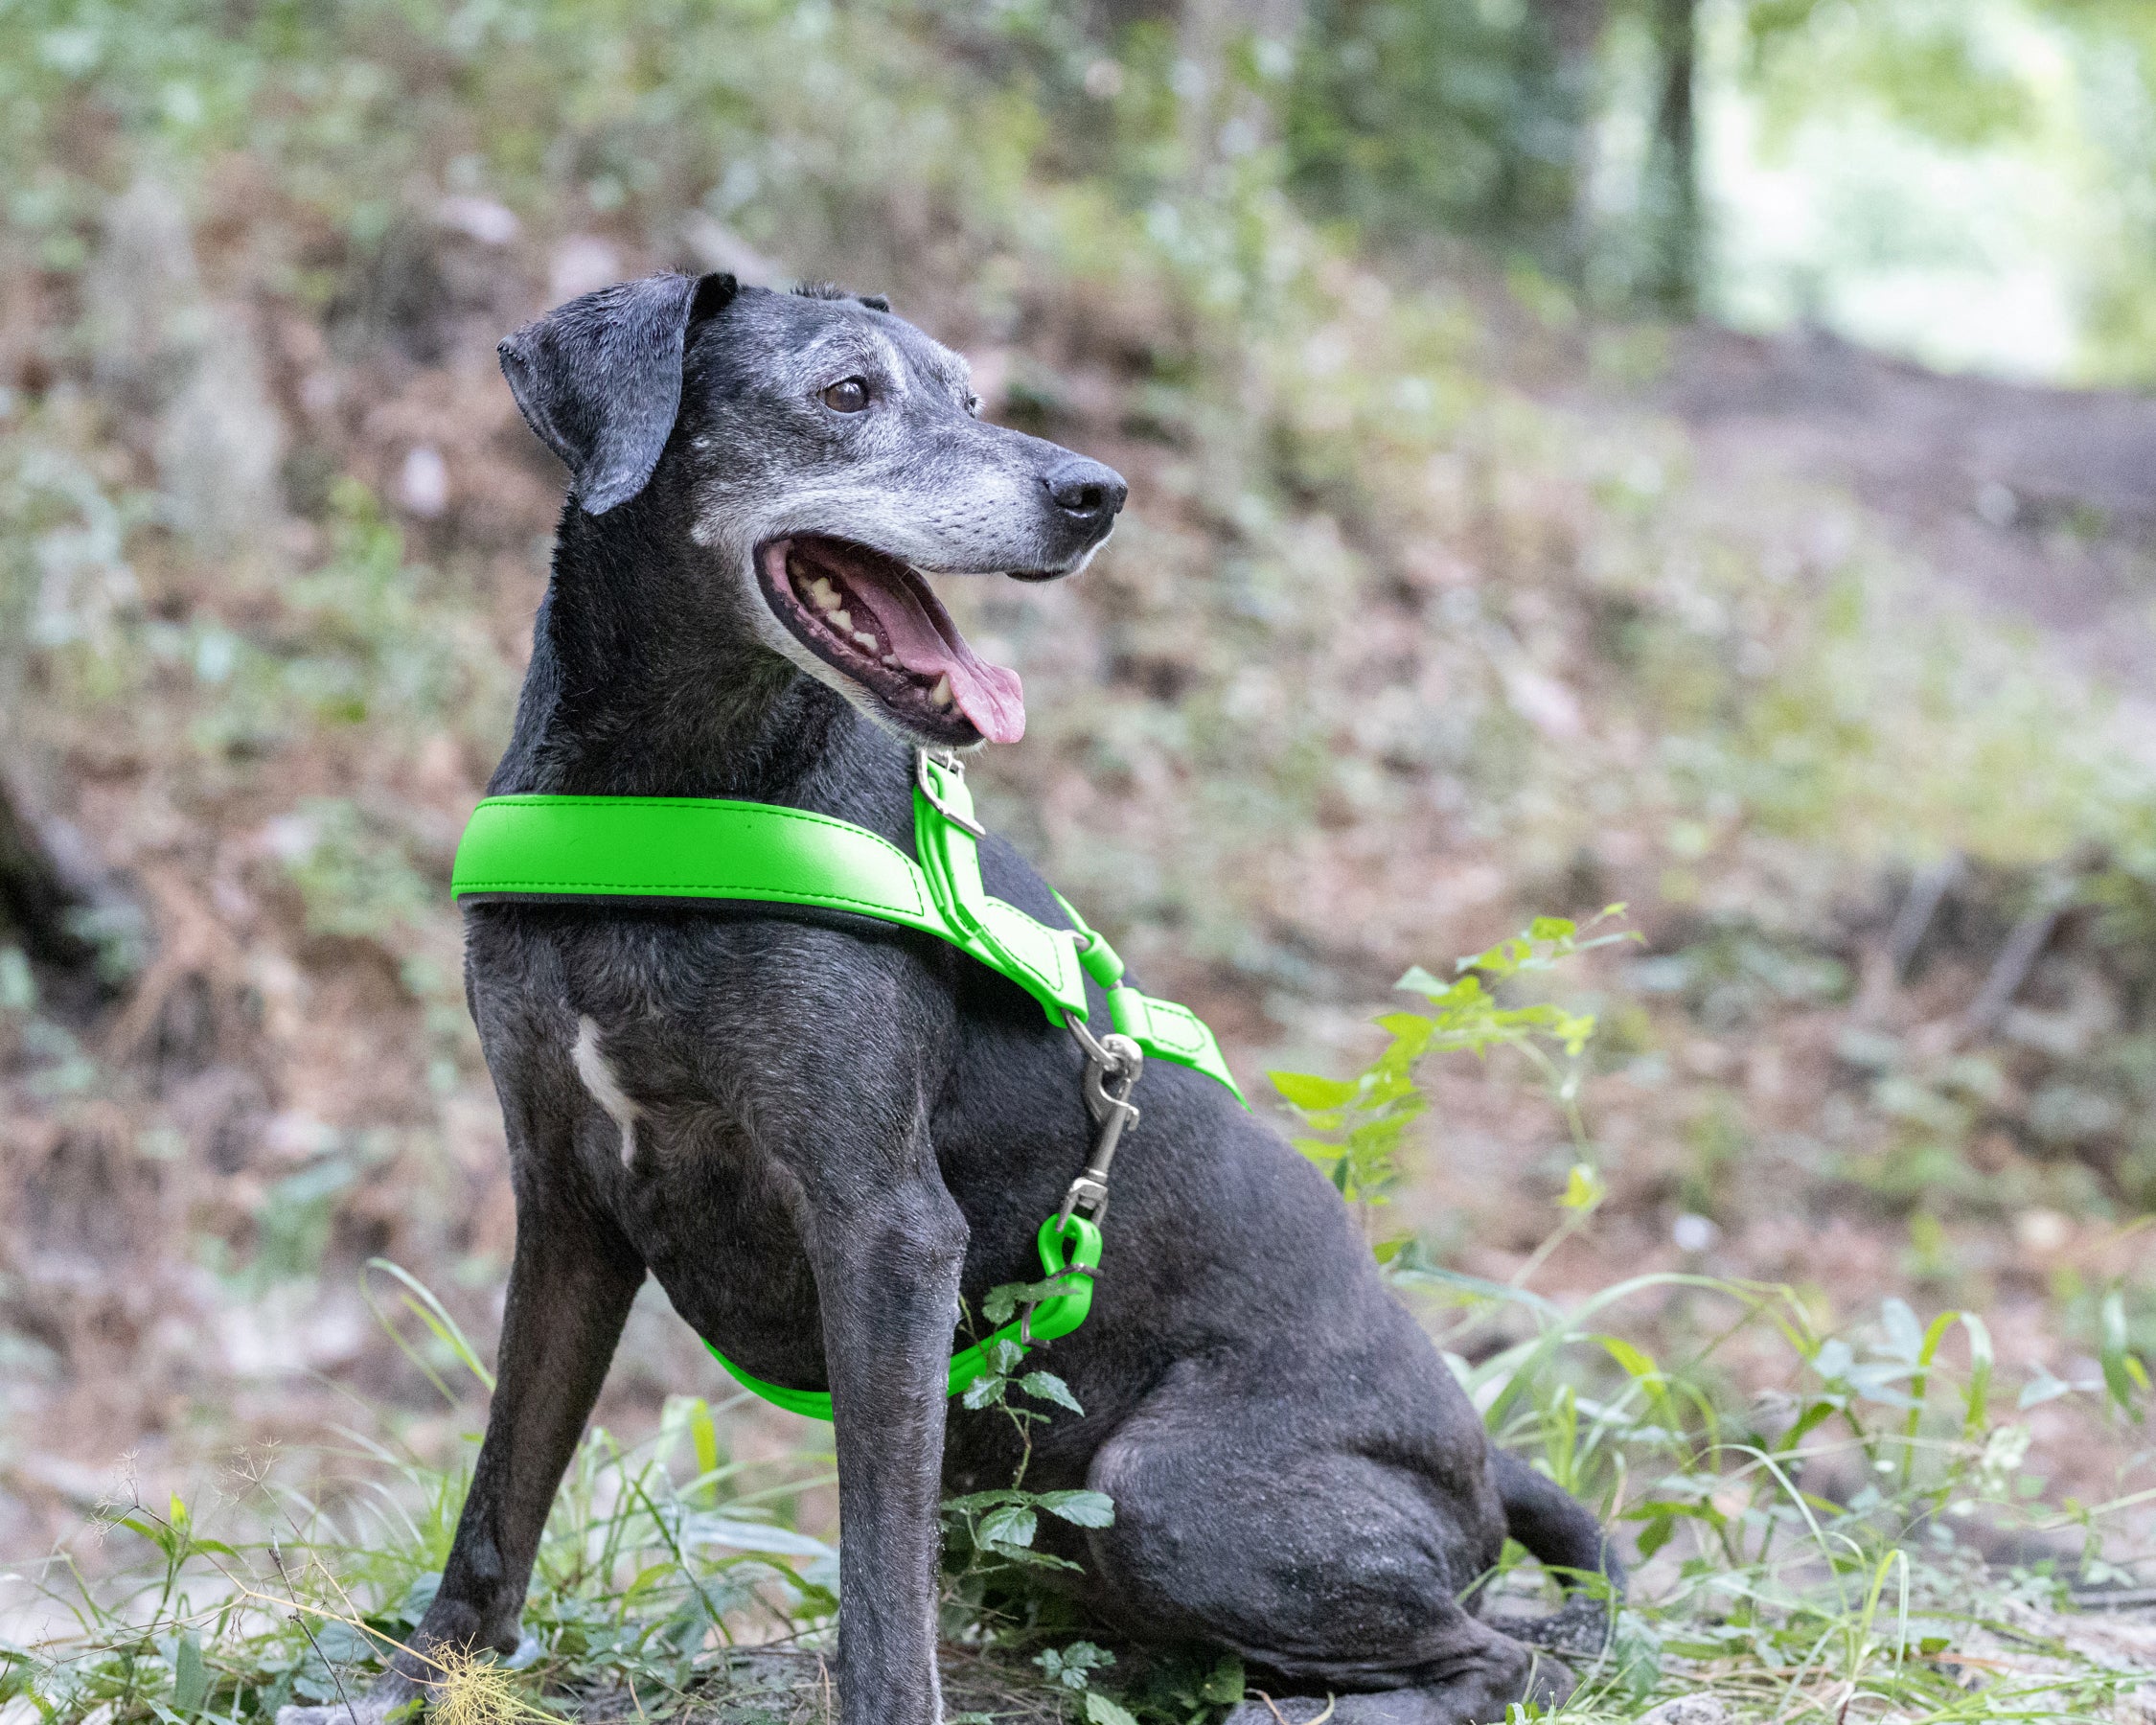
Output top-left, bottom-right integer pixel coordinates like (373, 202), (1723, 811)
(757, 537), (1025, 745)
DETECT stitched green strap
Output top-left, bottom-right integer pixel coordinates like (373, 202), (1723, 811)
(453, 794), (941, 924)
(1053, 890), (1232, 1081)
(450, 781), (1244, 1101)
(910, 754), (1090, 1025)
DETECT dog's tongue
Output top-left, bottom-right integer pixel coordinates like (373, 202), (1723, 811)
(843, 563), (1026, 744)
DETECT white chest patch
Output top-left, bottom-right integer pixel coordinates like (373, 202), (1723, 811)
(572, 1015), (642, 1167)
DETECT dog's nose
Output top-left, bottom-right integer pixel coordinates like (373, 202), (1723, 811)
(1044, 457), (1128, 526)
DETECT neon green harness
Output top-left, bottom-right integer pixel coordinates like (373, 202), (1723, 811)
(451, 748), (1243, 1420)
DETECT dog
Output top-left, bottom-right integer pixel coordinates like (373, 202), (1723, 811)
(279, 271), (1617, 1725)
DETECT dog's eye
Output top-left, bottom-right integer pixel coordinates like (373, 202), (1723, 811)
(822, 378), (871, 414)
(966, 393), (982, 417)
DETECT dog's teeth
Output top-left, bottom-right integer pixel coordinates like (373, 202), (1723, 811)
(882, 654), (902, 668)
(852, 631), (879, 651)
(829, 609), (852, 631)
(929, 674), (952, 707)
(810, 579), (839, 611)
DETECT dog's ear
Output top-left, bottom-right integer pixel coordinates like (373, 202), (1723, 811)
(498, 271), (740, 516)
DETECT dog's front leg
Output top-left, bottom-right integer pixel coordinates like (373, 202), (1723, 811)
(807, 1164), (968, 1725)
(278, 1197), (644, 1725)
(422, 1201), (645, 1652)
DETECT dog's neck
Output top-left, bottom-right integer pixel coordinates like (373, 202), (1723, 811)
(485, 500), (909, 810)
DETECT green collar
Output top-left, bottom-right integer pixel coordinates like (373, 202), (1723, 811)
(450, 749), (1244, 1099)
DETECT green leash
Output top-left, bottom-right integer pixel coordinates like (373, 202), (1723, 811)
(451, 748), (1244, 1421)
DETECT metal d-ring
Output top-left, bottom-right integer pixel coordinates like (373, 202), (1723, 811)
(1066, 1009), (1138, 1087)
(914, 747), (986, 838)
(1066, 1004), (1111, 1069)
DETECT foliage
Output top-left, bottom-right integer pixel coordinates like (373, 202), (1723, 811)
(2, 2), (2156, 1721)
(1716, 0), (2156, 380)
(941, 1313), (1115, 1594)
(1271, 909), (1634, 1243)
(11, 1165), (2156, 1724)
(1031, 1641), (1156, 1725)
(1395, 1255), (2151, 1718)
(1285, 0), (1585, 265)
(1341, 942), (2151, 1722)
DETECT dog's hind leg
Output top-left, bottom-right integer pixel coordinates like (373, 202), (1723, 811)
(277, 1188), (645, 1725)
(1077, 1362), (1570, 1725)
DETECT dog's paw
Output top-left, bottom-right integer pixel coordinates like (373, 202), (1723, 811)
(1486, 1593), (1617, 1657)
(1518, 1649), (1577, 1711)
(1224, 1664), (1577, 1725)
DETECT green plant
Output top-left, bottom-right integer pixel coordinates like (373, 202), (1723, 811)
(1029, 1639), (1156, 1725)
(1287, 0), (1584, 264)
(940, 1296), (1116, 1582)
(1270, 909), (1633, 1250)
(10, 1100), (2155, 1725)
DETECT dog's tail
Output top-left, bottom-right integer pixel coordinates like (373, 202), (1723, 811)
(1482, 1449), (1626, 1656)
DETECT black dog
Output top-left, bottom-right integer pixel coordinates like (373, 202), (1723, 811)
(280, 272), (1617, 1725)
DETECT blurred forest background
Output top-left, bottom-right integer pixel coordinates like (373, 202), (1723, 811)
(8, 0), (2156, 1714)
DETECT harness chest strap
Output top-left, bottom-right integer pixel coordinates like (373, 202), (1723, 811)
(448, 753), (1246, 1421)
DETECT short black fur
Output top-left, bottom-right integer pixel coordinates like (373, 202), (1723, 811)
(279, 273), (1618, 1725)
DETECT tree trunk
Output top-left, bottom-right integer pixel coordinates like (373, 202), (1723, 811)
(1529, 0), (1613, 281)
(1644, 0), (1701, 314)
(0, 775), (101, 971)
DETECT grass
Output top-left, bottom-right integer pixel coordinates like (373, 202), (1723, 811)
(2, 1395), (840, 1725)
(5, 1259), (2145, 1723)
(6, 920), (2151, 1725)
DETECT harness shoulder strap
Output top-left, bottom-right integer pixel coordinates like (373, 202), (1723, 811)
(910, 752), (1089, 1024)
(915, 755), (1243, 1101)
(1051, 885), (1245, 1101)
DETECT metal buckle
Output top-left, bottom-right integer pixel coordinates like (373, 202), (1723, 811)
(914, 747), (986, 838)
(1065, 1006), (1127, 1075)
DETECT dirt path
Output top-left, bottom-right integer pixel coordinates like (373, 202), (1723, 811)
(1654, 325), (2156, 693)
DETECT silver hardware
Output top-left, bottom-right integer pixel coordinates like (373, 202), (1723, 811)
(1067, 1008), (1140, 1075)
(1066, 1005), (1110, 1067)
(1059, 1028), (1142, 1227)
(1081, 1033), (1143, 1124)
(914, 747), (986, 838)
